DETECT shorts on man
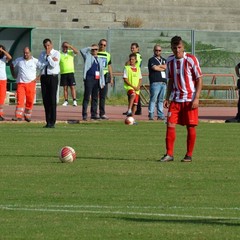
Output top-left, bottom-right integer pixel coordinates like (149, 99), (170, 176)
(167, 101), (198, 126)
(60, 73), (76, 86)
(127, 89), (139, 105)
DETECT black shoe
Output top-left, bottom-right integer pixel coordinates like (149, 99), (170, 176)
(181, 155), (192, 162)
(24, 116), (31, 122)
(157, 117), (165, 121)
(225, 118), (240, 123)
(12, 117), (22, 121)
(43, 124), (55, 128)
(0, 116), (5, 121)
(91, 116), (100, 120)
(122, 111), (128, 115)
(135, 111), (142, 115)
(126, 112), (133, 117)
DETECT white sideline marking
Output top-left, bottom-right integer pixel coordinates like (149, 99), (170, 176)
(1, 204), (240, 221)
(1, 204), (240, 211)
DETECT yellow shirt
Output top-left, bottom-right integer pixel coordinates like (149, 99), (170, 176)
(60, 50), (75, 74)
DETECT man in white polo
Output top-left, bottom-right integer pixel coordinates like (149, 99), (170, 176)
(10, 47), (39, 122)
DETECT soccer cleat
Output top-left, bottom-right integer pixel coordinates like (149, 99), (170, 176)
(181, 155), (192, 162)
(73, 100), (77, 107)
(126, 112), (132, 117)
(0, 116), (5, 121)
(122, 111), (128, 115)
(160, 154), (174, 162)
(62, 101), (68, 106)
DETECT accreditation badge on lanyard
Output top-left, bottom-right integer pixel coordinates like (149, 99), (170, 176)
(94, 57), (100, 80)
(155, 57), (166, 78)
(95, 71), (100, 80)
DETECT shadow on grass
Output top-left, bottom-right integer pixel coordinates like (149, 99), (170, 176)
(1, 154), (159, 162)
(117, 216), (240, 227)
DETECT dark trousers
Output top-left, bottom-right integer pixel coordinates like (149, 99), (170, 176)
(99, 83), (108, 116)
(136, 96), (142, 113)
(41, 75), (59, 126)
(82, 77), (99, 118)
(237, 90), (240, 119)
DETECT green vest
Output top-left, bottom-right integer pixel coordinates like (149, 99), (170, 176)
(97, 51), (111, 74)
(124, 65), (141, 94)
(60, 50), (75, 74)
(136, 52), (142, 68)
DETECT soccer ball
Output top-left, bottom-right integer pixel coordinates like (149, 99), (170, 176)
(124, 116), (135, 125)
(59, 146), (76, 163)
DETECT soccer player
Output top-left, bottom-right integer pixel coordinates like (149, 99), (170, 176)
(123, 53), (142, 117)
(123, 43), (142, 115)
(160, 36), (202, 162)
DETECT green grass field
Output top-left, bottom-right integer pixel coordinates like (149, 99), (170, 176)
(0, 121), (240, 239)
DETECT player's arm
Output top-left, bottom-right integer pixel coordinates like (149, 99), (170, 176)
(66, 43), (79, 54)
(136, 78), (142, 91)
(152, 64), (166, 72)
(108, 64), (114, 85)
(123, 77), (134, 89)
(192, 76), (203, 109)
(163, 78), (174, 108)
(0, 47), (12, 62)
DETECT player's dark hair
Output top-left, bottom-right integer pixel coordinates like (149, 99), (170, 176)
(43, 38), (52, 45)
(171, 36), (182, 46)
(129, 53), (137, 59)
(131, 42), (139, 48)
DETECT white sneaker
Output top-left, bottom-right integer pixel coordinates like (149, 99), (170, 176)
(73, 100), (77, 107)
(62, 101), (68, 106)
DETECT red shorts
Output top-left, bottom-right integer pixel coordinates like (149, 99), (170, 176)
(167, 101), (198, 126)
(127, 89), (139, 105)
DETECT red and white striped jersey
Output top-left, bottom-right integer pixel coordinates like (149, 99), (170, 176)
(166, 52), (202, 102)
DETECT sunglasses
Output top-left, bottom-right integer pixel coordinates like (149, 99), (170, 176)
(155, 49), (162, 52)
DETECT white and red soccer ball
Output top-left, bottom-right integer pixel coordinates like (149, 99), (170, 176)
(124, 116), (135, 125)
(59, 146), (76, 163)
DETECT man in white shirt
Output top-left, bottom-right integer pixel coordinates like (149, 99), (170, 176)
(38, 38), (60, 128)
(11, 47), (39, 122)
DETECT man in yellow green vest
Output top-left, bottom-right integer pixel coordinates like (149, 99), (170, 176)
(123, 42), (143, 115)
(60, 42), (79, 107)
(97, 39), (113, 119)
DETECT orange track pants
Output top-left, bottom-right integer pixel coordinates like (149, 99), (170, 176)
(15, 81), (36, 119)
(0, 80), (7, 117)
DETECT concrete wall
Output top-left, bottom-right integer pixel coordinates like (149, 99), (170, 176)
(0, 0), (240, 31)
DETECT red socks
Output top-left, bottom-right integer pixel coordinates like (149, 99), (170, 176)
(165, 126), (196, 157)
(187, 126), (196, 157)
(166, 126), (176, 156)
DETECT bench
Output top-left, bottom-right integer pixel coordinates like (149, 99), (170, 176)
(112, 72), (238, 106)
(139, 83), (238, 107)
